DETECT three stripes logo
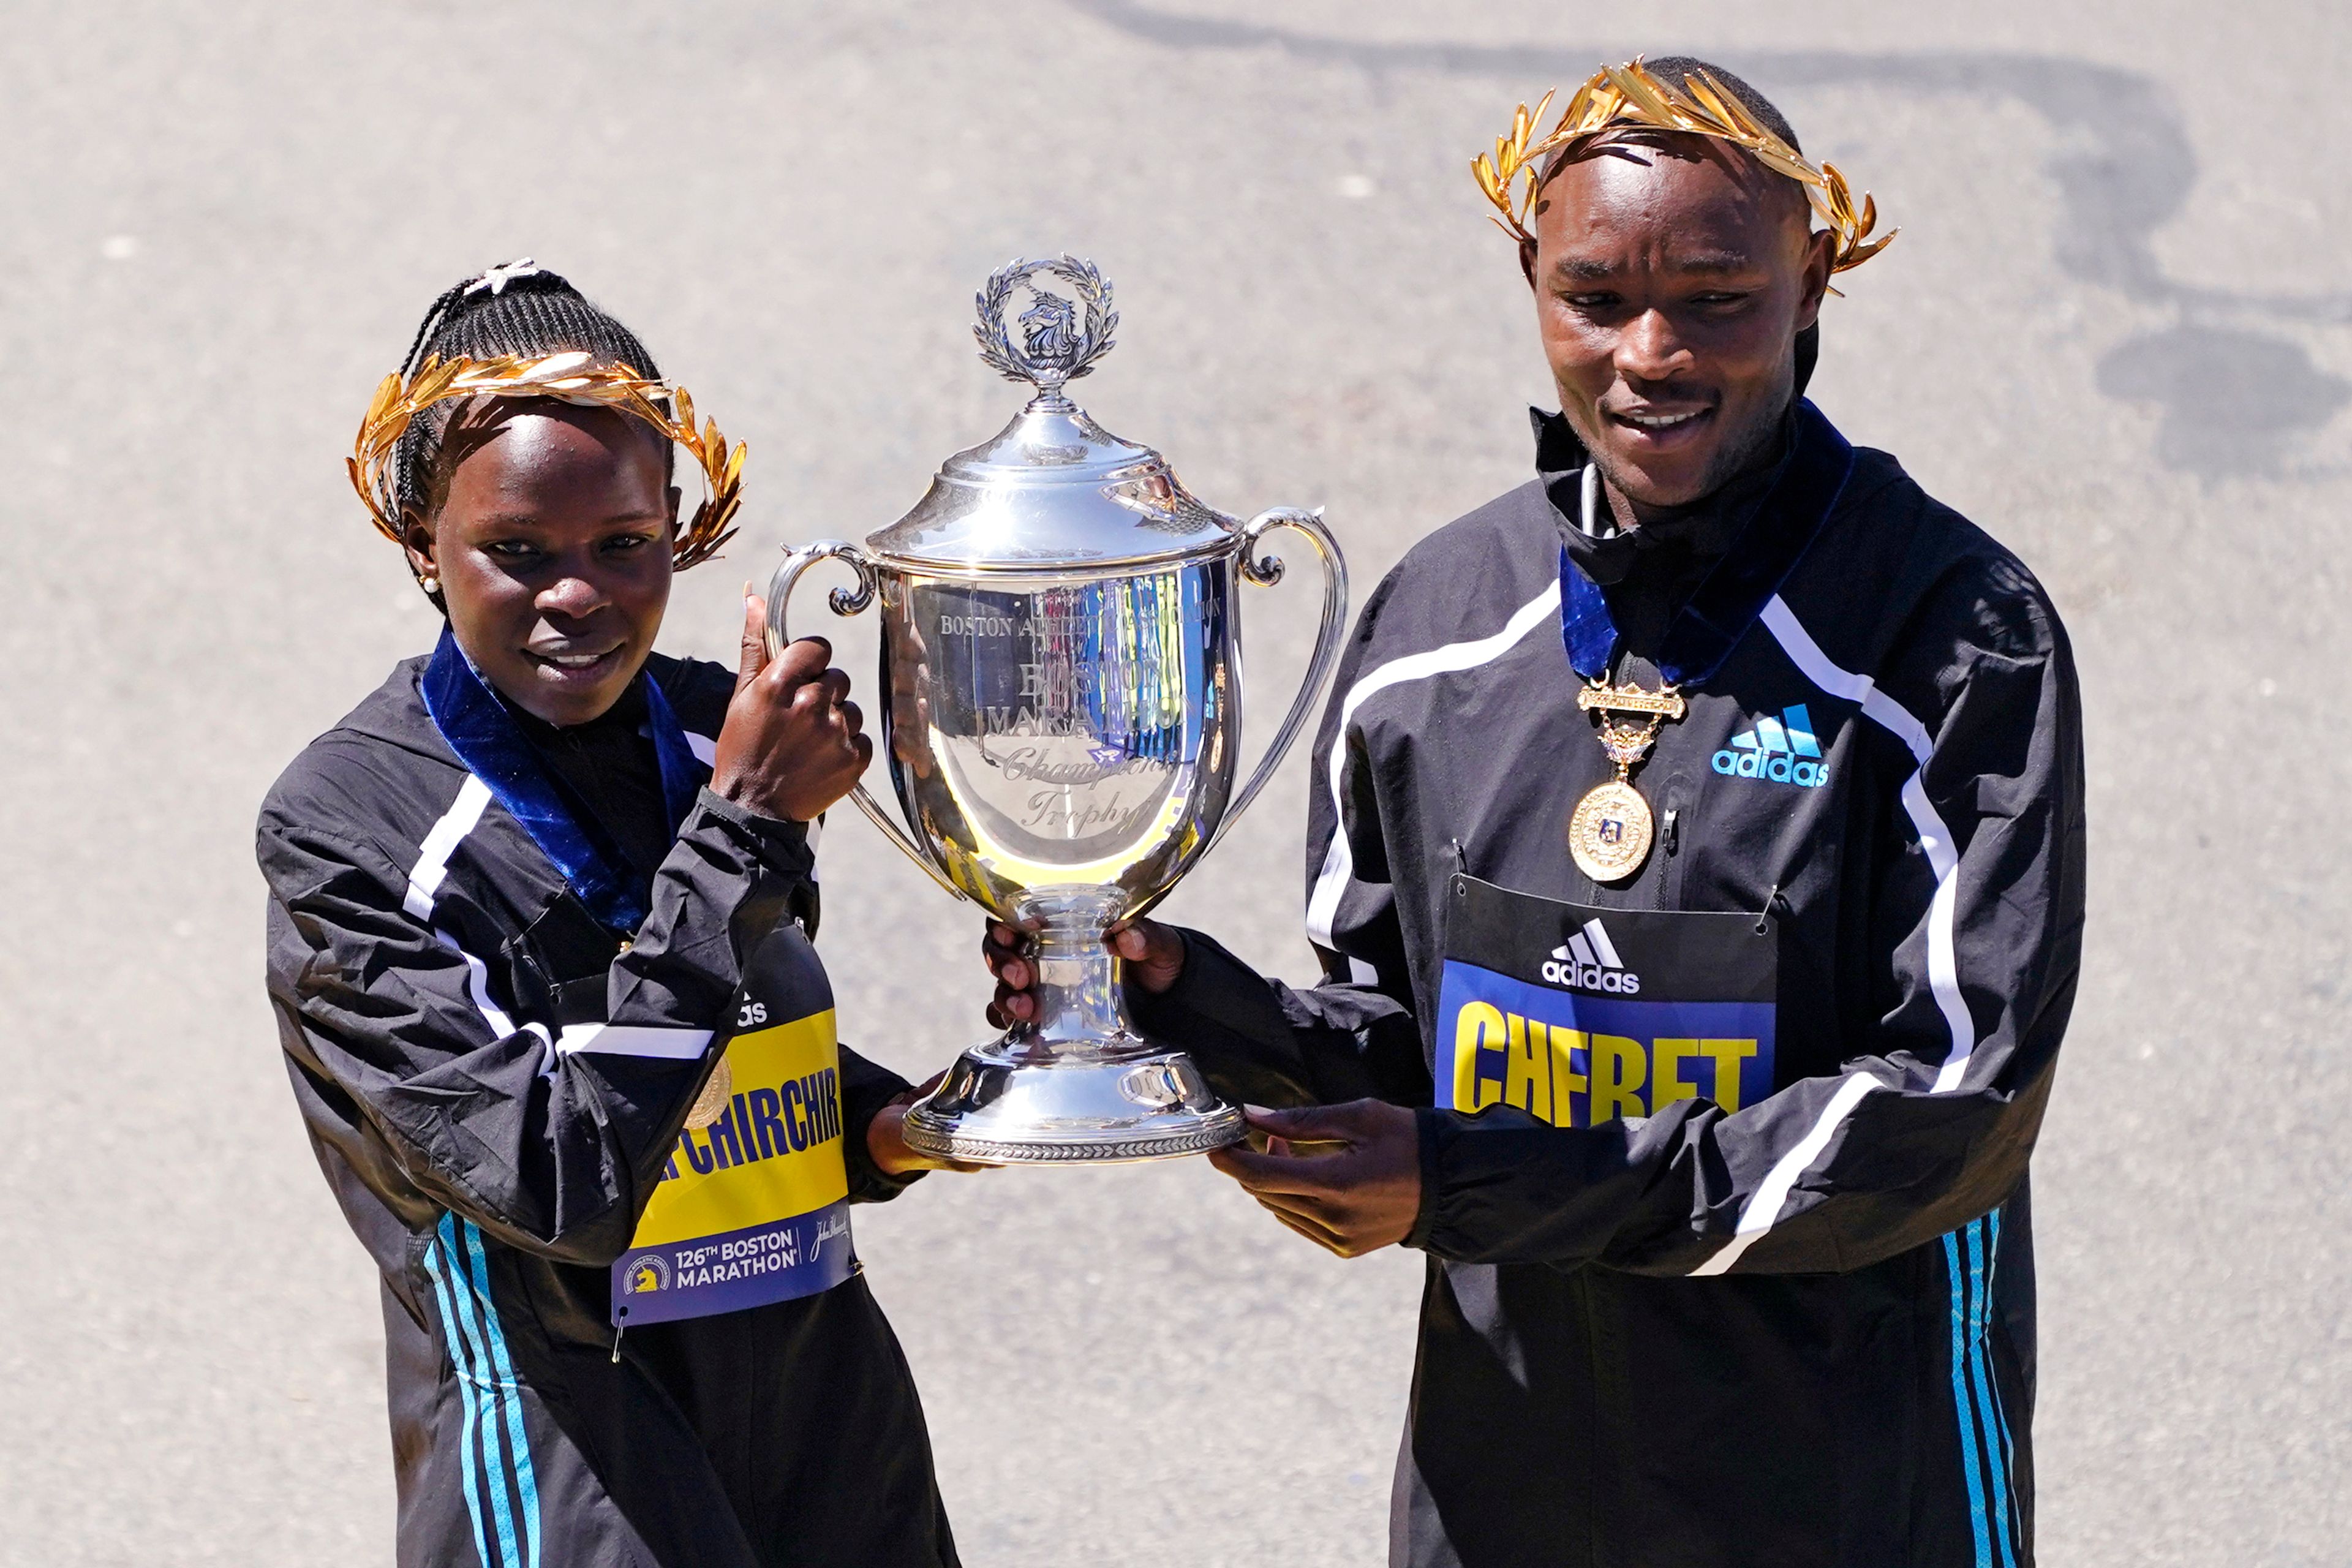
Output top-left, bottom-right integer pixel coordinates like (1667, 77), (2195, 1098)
(1540, 917), (1642, 994)
(1713, 703), (1831, 788)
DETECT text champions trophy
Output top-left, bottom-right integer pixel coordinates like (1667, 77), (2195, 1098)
(767, 257), (1346, 1163)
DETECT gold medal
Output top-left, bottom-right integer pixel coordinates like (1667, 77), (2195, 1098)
(1568, 781), (1654, 882)
(685, 1054), (734, 1129)
(1570, 679), (1685, 884)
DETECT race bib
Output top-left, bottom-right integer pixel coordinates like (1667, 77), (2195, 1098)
(1434, 875), (1777, 1128)
(611, 1007), (855, 1326)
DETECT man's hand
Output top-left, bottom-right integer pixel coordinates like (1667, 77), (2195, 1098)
(1207, 1101), (1423, 1258)
(981, 919), (1186, 1028)
(709, 590), (872, 823)
(865, 1073), (993, 1177)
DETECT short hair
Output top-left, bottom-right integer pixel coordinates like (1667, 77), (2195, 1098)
(1643, 58), (1801, 153)
(391, 263), (669, 521)
(1538, 57), (1806, 206)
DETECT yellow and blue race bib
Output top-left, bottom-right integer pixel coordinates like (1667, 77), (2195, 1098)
(1434, 874), (1777, 1127)
(611, 1007), (854, 1326)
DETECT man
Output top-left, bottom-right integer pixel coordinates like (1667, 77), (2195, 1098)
(988, 57), (2081, 1567)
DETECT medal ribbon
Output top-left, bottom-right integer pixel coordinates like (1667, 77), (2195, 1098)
(1559, 398), (1856, 685)
(423, 627), (706, 933)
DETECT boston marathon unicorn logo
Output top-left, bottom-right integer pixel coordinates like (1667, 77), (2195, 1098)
(620, 1254), (671, 1295)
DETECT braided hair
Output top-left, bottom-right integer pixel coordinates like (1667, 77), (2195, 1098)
(391, 260), (674, 522)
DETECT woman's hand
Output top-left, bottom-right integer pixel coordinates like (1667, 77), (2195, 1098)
(884, 613), (937, 781)
(865, 1074), (994, 1176)
(982, 919), (1186, 1029)
(710, 590), (872, 823)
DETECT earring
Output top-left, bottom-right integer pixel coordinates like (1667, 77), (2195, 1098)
(420, 575), (440, 594)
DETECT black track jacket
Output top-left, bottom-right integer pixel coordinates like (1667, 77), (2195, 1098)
(258, 652), (957, 1568)
(1135, 402), (2085, 1567)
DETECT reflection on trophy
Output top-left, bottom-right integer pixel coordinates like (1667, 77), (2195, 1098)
(767, 256), (1348, 1163)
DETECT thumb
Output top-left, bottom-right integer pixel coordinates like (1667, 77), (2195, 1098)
(886, 1069), (948, 1109)
(737, 585), (769, 694)
(1242, 1102), (1356, 1144)
(1112, 919), (1185, 984)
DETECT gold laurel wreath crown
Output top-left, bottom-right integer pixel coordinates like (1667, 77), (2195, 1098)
(1472, 58), (1896, 282)
(349, 350), (745, 571)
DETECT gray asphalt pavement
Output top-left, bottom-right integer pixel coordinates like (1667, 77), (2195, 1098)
(4, 2), (2347, 1563)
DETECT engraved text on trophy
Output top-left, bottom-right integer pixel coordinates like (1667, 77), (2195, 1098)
(888, 572), (1231, 885)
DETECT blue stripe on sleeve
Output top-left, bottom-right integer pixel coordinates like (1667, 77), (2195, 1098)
(1964, 1220), (2018, 1567)
(460, 1221), (545, 1568)
(1977, 1210), (2021, 1564)
(436, 1217), (522, 1568)
(1943, 1227), (1993, 1568)
(422, 1223), (493, 1568)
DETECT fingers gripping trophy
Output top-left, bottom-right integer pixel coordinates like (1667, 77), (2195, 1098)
(767, 257), (1348, 1164)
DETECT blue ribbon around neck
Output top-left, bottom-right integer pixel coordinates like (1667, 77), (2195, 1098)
(1559, 398), (1856, 688)
(421, 628), (705, 934)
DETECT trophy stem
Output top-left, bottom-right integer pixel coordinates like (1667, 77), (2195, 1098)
(902, 891), (1244, 1164)
(1003, 908), (1148, 1062)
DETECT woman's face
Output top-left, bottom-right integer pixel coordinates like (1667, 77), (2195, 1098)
(404, 401), (680, 726)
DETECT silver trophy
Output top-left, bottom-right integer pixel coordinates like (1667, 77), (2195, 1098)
(766, 256), (1347, 1164)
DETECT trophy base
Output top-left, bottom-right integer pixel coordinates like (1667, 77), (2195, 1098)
(902, 1038), (1246, 1166)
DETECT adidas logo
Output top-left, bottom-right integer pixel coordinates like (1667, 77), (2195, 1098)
(1540, 918), (1642, 994)
(1713, 704), (1830, 788)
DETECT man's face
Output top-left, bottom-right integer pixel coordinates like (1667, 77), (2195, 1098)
(1526, 135), (1833, 511)
(404, 402), (680, 726)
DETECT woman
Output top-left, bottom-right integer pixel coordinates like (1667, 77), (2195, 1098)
(259, 262), (966, 1567)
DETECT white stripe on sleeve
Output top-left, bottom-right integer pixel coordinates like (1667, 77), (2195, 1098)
(1759, 597), (1973, 1085)
(400, 771), (710, 1071)
(404, 775), (493, 921)
(432, 929), (552, 1052)
(551, 1023), (714, 1060)
(1688, 595), (1982, 1275)
(404, 774), (558, 1063)
(1688, 1073), (1887, 1276)
(1305, 581), (1562, 954)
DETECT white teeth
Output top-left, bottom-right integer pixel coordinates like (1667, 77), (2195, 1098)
(537, 651), (611, 668)
(1624, 410), (1703, 429)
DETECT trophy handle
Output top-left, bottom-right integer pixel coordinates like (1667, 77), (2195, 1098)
(766, 541), (971, 903)
(1209, 507), (1349, 854)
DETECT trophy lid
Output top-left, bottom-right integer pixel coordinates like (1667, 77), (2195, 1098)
(866, 257), (1240, 573)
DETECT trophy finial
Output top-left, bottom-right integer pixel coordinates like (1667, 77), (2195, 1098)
(973, 255), (1118, 401)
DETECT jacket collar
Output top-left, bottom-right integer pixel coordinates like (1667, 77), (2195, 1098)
(1542, 399), (1858, 687)
(328, 641), (687, 772)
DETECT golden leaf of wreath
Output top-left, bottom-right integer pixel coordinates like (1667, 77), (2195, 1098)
(347, 350), (744, 572)
(1470, 57), (1896, 284)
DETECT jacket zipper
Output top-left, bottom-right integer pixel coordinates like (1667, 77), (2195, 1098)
(1654, 800), (1681, 910)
